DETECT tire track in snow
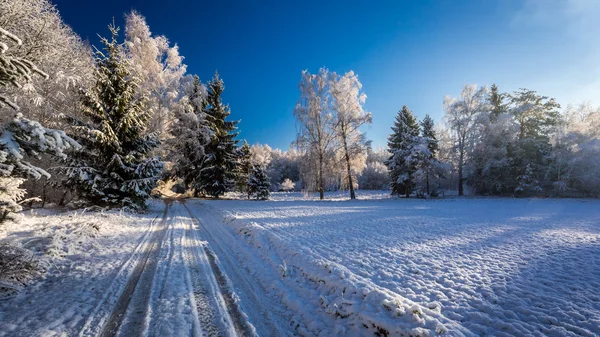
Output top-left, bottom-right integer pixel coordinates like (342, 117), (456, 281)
(98, 201), (172, 337)
(182, 201), (255, 337)
(78, 205), (165, 337)
(182, 201), (290, 337)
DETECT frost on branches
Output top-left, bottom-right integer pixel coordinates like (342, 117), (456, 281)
(1, 27), (80, 222)
(168, 75), (211, 193)
(61, 23), (162, 210)
(248, 164), (270, 200)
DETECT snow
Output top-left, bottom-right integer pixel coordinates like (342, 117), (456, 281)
(0, 201), (163, 336)
(201, 196), (600, 336)
(1, 195), (599, 336)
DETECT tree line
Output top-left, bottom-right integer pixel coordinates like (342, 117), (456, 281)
(2, 0), (599, 223)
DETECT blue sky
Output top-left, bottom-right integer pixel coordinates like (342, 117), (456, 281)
(54, 0), (600, 150)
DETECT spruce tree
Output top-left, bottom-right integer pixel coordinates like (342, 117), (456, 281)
(386, 106), (420, 197)
(420, 114), (438, 195)
(169, 75), (210, 192)
(248, 164), (270, 200)
(489, 84), (507, 121)
(197, 72), (239, 198)
(235, 140), (252, 199)
(61, 23), (162, 209)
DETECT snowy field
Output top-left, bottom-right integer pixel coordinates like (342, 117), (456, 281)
(203, 194), (600, 336)
(1, 193), (599, 336)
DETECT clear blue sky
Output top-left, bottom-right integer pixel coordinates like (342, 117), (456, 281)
(54, 0), (600, 150)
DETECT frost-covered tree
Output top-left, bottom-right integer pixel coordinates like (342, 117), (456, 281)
(469, 111), (519, 195)
(197, 72), (239, 198)
(279, 178), (295, 192)
(509, 88), (560, 195)
(124, 11), (186, 144)
(0, 0), (94, 206)
(443, 85), (489, 196)
(330, 71), (371, 199)
(236, 140), (252, 198)
(415, 115), (447, 196)
(248, 164), (270, 200)
(264, 146), (301, 191)
(294, 68), (336, 200)
(0, 0), (94, 124)
(168, 75), (210, 191)
(386, 106), (420, 197)
(61, 24), (162, 209)
(358, 146), (390, 190)
(0, 27), (80, 222)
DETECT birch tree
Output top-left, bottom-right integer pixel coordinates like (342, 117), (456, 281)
(330, 71), (371, 199)
(293, 68), (336, 200)
(443, 84), (489, 196)
(125, 11), (187, 144)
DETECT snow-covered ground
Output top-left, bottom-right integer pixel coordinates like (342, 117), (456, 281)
(203, 195), (600, 336)
(1, 194), (599, 336)
(0, 201), (163, 336)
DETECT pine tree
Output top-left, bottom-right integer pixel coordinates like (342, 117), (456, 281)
(1, 27), (80, 222)
(386, 106), (420, 197)
(235, 140), (252, 199)
(196, 72), (239, 198)
(509, 89), (560, 195)
(248, 164), (270, 200)
(169, 75), (210, 191)
(61, 23), (162, 209)
(489, 84), (507, 121)
(420, 114), (439, 195)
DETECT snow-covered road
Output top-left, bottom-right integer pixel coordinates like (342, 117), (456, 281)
(0, 200), (289, 337)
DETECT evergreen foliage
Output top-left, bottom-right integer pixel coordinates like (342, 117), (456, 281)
(386, 106), (420, 197)
(196, 72), (239, 198)
(61, 23), (162, 209)
(235, 140), (252, 198)
(248, 163), (270, 200)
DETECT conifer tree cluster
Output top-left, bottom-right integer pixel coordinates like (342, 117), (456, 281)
(387, 106), (445, 198)
(61, 24), (162, 209)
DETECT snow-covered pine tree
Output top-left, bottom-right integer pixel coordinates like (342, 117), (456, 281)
(418, 114), (442, 195)
(61, 23), (162, 209)
(196, 72), (239, 198)
(0, 27), (80, 222)
(235, 140), (252, 199)
(169, 75), (210, 192)
(386, 106), (420, 197)
(514, 162), (541, 197)
(248, 163), (270, 200)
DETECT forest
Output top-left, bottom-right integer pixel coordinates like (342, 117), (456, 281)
(2, 0), (600, 225)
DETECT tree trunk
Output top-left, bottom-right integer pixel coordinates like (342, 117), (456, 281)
(318, 152), (324, 200)
(247, 167), (251, 200)
(342, 135), (355, 200)
(426, 171), (430, 195)
(458, 151), (464, 196)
